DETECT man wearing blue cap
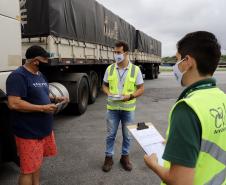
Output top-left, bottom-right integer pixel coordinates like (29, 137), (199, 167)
(6, 45), (67, 185)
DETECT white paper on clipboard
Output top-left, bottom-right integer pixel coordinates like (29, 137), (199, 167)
(128, 123), (165, 166)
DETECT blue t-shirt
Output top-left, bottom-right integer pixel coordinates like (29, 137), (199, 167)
(6, 66), (53, 139)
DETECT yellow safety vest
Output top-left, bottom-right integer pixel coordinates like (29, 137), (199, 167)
(161, 87), (226, 185)
(107, 63), (139, 111)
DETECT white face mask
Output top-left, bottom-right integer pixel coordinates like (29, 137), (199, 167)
(114, 53), (125, 63)
(173, 58), (186, 86)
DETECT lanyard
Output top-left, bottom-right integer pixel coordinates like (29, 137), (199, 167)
(117, 69), (127, 82)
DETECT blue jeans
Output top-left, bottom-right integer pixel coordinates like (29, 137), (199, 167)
(105, 110), (135, 156)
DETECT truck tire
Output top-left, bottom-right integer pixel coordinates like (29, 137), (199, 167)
(66, 77), (89, 115)
(89, 71), (98, 104)
(145, 65), (154, 80)
(75, 77), (89, 115)
(154, 66), (159, 79)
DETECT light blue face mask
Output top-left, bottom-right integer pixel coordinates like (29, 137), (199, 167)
(173, 58), (186, 86)
(114, 53), (125, 63)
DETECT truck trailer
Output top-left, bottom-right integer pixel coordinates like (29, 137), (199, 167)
(21, 0), (162, 115)
(135, 30), (161, 79)
(0, 0), (161, 164)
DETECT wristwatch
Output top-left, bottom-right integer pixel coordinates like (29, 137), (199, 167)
(129, 94), (135, 100)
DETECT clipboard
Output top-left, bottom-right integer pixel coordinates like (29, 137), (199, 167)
(128, 122), (165, 166)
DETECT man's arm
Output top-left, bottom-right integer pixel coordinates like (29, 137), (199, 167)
(102, 67), (111, 96)
(102, 82), (111, 96)
(123, 67), (144, 101)
(133, 83), (144, 98)
(144, 154), (194, 185)
(8, 96), (57, 113)
(133, 67), (145, 98)
(123, 83), (144, 101)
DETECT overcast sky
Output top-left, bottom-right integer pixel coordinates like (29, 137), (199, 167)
(96, 0), (226, 57)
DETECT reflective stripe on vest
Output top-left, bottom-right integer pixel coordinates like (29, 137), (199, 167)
(205, 168), (226, 185)
(201, 139), (226, 185)
(107, 101), (136, 109)
(107, 63), (138, 111)
(109, 64), (115, 76)
(131, 64), (136, 78)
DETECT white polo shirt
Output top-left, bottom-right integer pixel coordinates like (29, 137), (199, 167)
(103, 62), (144, 94)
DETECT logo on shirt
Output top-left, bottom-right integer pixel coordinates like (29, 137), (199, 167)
(33, 83), (48, 88)
(210, 103), (226, 134)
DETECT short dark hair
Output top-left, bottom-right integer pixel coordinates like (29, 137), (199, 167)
(25, 45), (50, 59)
(177, 31), (221, 75)
(115, 41), (129, 52)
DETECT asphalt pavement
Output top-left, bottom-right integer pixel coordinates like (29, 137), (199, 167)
(0, 71), (226, 185)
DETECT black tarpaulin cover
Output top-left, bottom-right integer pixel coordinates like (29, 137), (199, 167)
(136, 30), (161, 56)
(21, 0), (136, 51)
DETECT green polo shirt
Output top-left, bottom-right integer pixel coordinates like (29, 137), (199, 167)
(162, 78), (217, 168)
